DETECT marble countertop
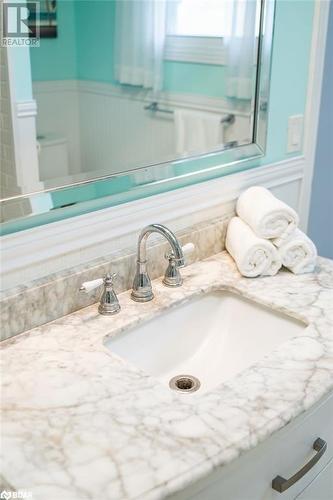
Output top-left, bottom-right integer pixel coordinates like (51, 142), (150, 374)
(1, 252), (333, 500)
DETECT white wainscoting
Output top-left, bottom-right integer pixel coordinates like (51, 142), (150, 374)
(1, 157), (304, 289)
(78, 82), (176, 175)
(32, 80), (252, 181)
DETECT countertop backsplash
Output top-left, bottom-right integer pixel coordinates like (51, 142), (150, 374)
(0, 214), (231, 341)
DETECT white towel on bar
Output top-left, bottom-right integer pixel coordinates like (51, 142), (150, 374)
(236, 186), (299, 245)
(174, 109), (223, 155)
(226, 217), (282, 278)
(277, 229), (317, 274)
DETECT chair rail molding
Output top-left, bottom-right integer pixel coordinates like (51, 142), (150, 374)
(1, 157), (304, 289)
(33, 79), (250, 117)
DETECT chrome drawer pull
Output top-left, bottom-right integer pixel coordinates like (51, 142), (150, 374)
(272, 438), (327, 493)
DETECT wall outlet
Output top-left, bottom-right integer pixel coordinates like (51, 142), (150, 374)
(287, 114), (304, 153)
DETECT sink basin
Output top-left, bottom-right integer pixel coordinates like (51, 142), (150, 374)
(105, 291), (306, 394)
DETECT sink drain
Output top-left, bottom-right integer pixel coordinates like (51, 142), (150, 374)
(169, 374), (201, 393)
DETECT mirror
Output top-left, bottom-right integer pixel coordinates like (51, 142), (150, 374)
(0, 0), (274, 231)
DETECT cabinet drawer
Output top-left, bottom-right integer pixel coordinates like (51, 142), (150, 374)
(296, 458), (333, 499)
(172, 392), (333, 500)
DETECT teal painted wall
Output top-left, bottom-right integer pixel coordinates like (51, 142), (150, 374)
(164, 61), (226, 98)
(75, 0), (116, 83)
(10, 46), (33, 100)
(30, 0), (77, 80)
(263, 0), (314, 166)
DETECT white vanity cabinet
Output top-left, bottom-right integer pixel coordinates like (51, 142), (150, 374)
(172, 393), (333, 500)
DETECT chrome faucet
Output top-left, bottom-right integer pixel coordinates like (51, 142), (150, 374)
(131, 224), (185, 302)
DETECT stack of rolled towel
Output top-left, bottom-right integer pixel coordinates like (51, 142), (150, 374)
(226, 186), (317, 278)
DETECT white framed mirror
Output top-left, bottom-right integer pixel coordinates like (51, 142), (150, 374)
(0, 0), (275, 233)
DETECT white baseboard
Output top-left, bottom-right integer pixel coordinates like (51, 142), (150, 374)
(1, 157), (304, 289)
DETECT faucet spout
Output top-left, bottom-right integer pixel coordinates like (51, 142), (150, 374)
(137, 224), (184, 266)
(131, 224), (184, 302)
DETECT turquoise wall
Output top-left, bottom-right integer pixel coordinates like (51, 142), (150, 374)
(263, 0), (314, 165)
(10, 46), (33, 100)
(30, 0), (77, 80)
(164, 61), (226, 98)
(75, 0), (116, 83)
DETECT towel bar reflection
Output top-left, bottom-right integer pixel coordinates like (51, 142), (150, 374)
(144, 102), (235, 125)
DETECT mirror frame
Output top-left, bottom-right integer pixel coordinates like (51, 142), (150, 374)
(0, 0), (275, 235)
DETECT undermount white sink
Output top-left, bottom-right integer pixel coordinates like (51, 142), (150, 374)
(105, 291), (306, 395)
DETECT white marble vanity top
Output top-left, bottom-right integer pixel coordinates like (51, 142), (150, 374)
(1, 252), (333, 500)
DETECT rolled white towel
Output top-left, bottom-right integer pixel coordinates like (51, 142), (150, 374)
(236, 186), (299, 245)
(226, 217), (282, 278)
(277, 229), (317, 274)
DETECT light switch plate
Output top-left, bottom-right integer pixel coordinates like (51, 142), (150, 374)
(287, 115), (304, 153)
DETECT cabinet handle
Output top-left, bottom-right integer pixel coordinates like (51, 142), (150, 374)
(272, 438), (327, 493)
